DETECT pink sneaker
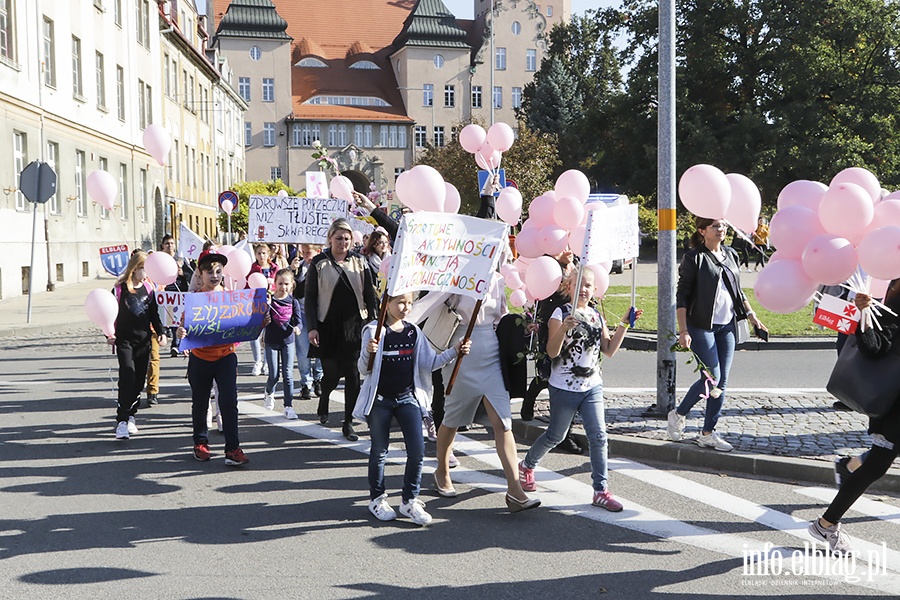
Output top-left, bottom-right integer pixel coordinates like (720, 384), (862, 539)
(592, 490), (623, 512)
(518, 460), (536, 492)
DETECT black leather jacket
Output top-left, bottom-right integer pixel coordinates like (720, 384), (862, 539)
(676, 245), (748, 330)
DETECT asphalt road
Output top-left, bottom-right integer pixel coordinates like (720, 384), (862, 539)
(0, 334), (897, 599)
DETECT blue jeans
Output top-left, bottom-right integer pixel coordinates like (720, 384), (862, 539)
(265, 342), (295, 408)
(676, 320), (735, 432)
(250, 333), (263, 364)
(367, 393), (424, 502)
(294, 309), (322, 387)
(189, 353), (239, 452)
(524, 384), (610, 492)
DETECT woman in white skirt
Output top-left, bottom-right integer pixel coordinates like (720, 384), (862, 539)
(431, 273), (541, 513)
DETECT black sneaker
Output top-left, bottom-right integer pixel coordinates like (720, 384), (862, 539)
(832, 401), (852, 411)
(313, 380), (322, 397)
(137, 396), (151, 410)
(299, 385), (311, 400)
(148, 393), (158, 406)
(557, 434), (584, 455)
(834, 456), (853, 487)
(170, 348), (179, 358)
(343, 421), (358, 442)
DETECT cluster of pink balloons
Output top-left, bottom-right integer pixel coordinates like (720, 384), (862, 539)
(502, 169), (613, 305)
(459, 123), (515, 175)
(678, 164), (762, 233)
(756, 167), (900, 313)
(394, 165), (461, 213)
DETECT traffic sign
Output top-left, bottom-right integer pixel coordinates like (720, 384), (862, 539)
(100, 245), (129, 277)
(218, 190), (239, 210)
(19, 161), (57, 204)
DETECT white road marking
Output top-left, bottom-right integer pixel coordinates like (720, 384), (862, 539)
(795, 487), (900, 525)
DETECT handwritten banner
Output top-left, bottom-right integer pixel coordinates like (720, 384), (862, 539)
(179, 288), (267, 351)
(248, 195), (348, 244)
(387, 213), (507, 300)
(154, 290), (185, 328)
(581, 204), (640, 265)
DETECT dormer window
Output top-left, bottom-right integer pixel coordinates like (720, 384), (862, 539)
(297, 57), (328, 68)
(349, 60), (379, 70)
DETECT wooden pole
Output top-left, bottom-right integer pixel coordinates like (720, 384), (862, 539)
(366, 291), (390, 372)
(445, 298), (482, 395)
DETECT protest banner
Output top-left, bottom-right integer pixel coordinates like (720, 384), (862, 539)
(306, 172), (328, 198)
(248, 195), (348, 244)
(154, 290), (185, 328)
(580, 204), (640, 265)
(387, 213), (507, 300)
(178, 223), (204, 261)
(99, 245), (129, 277)
(179, 288), (267, 351)
(814, 293), (860, 334)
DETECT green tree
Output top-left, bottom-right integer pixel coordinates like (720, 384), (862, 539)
(416, 122), (560, 216)
(216, 180), (296, 237)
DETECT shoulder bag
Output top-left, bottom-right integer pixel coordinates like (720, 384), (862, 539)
(421, 301), (462, 352)
(826, 336), (900, 418)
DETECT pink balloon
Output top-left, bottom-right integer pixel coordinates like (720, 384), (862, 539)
(520, 217), (539, 230)
(144, 252), (178, 286)
(224, 247), (252, 280)
(513, 256), (532, 277)
(724, 173), (761, 233)
(527, 194), (557, 227)
(474, 143), (501, 171)
(555, 170), (591, 204)
(800, 235), (858, 285)
(831, 167), (881, 202)
(496, 187), (523, 226)
(872, 199), (900, 229)
(352, 230), (364, 245)
(581, 202), (606, 225)
(217, 245), (234, 256)
(882, 191), (900, 202)
(247, 272), (268, 289)
(769, 205), (825, 259)
(486, 122), (515, 152)
(754, 260), (817, 313)
(768, 250), (786, 263)
(221, 199), (235, 215)
(509, 289), (528, 307)
(84, 289), (119, 337)
(379, 254), (392, 276)
(539, 226), (569, 256)
(504, 270), (525, 290)
(277, 189), (289, 198)
(818, 182), (874, 240)
(444, 183), (461, 214)
(459, 124), (487, 153)
(870, 278), (891, 299)
(329, 175), (354, 202)
(777, 180), (827, 212)
(525, 256), (563, 300)
(857, 226), (900, 280)
(568, 225), (587, 257)
(587, 264), (611, 299)
(407, 165), (446, 212)
(552, 196), (584, 230)
(678, 164), (731, 219)
(514, 227), (544, 259)
(87, 170), (117, 210)
(394, 171), (418, 211)
(142, 123), (172, 167)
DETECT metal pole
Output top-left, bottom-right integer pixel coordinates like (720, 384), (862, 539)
(27, 0), (46, 323)
(652, 0), (677, 417)
(489, 0), (495, 126)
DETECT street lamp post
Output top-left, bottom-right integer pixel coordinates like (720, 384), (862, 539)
(490, 0), (495, 126)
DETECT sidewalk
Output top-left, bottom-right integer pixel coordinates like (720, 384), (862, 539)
(3, 278), (898, 492)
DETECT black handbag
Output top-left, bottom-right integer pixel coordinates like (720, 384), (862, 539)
(826, 336), (900, 418)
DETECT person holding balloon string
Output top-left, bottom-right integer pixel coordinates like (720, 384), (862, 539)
(667, 217), (768, 452)
(248, 243), (280, 377)
(109, 250), (168, 440)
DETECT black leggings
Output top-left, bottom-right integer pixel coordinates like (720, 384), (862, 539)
(318, 354), (360, 424)
(823, 444), (900, 523)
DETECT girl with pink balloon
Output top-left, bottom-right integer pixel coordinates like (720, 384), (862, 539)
(248, 243), (279, 377)
(668, 217), (768, 452)
(262, 268), (302, 419)
(109, 250), (167, 440)
(518, 268), (642, 512)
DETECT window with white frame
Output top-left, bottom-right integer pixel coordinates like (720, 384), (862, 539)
(512, 86), (522, 109)
(380, 126), (388, 148)
(249, 46), (261, 61)
(363, 125), (372, 147)
(262, 78), (274, 102)
(338, 124), (347, 146)
(137, 0), (150, 47)
(444, 84), (455, 108)
(291, 123), (301, 146)
(511, 21), (521, 35)
(311, 124), (320, 144)
(47, 141), (59, 214)
(433, 54), (444, 69)
(354, 125), (363, 147)
(394, 167), (404, 180)
(496, 47), (506, 70)
(526, 48), (536, 72)
(116, 65), (124, 120)
(13, 130), (26, 210)
(414, 125), (426, 148)
(42, 17), (55, 87)
(398, 126), (407, 147)
(75, 150), (86, 216)
(164, 54), (170, 97)
(238, 77), (250, 102)
(113, 0), (121, 26)
(270, 167), (282, 181)
(493, 86), (502, 109)
(138, 79), (146, 129)
(1, 0), (15, 63)
(388, 125), (397, 148)
(95, 52), (106, 108)
(423, 84), (433, 106)
(171, 143), (178, 182)
(139, 168), (147, 222)
(72, 36), (83, 97)
(547, 5), (553, 17)
(263, 122), (275, 146)
(328, 124), (337, 146)
(99, 157), (109, 218)
(119, 163), (128, 219)
(472, 85), (482, 108)
(433, 126), (445, 148)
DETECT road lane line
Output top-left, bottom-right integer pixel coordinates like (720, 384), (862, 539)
(795, 487), (900, 526)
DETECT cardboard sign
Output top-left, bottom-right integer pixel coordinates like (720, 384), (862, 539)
(305, 172), (328, 198)
(387, 213), (507, 299)
(814, 294), (860, 334)
(178, 223), (204, 261)
(100, 245), (129, 277)
(248, 195), (348, 243)
(155, 290), (185, 328)
(581, 204), (639, 264)
(179, 288), (267, 351)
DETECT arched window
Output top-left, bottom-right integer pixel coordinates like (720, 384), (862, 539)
(297, 57), (328, 68)
(349, 60), (380, 70)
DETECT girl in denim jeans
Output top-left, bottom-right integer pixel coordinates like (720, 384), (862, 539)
(355, 292), (469, 526)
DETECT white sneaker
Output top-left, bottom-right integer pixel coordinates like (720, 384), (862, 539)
(808, 519), (854, 555)
(251, 361), (263, 376)
(448, 451), (460, 469)
(400, 498), (433, 526)
(215, 413), (223, 432)
(368, 494), (397, 521)
(127, 416), (139, 435)
(262, 362), (269, 376)
(697, 431), (733, 452)
(115, 421), (130, 439)
(284, 406), (298, 420)
(263, 393), (275, 411)
(667, 410), (686, 441)
(423, 414), (437, 442)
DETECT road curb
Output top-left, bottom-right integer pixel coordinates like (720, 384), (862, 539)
(511, 419), (900, 494)
(0, 320), (94, 340)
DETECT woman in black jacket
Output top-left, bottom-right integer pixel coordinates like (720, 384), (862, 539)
(667, 217), (766, 451)
(808, 281), (900, 555)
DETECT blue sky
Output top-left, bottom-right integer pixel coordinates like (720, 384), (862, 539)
(441, 0), (615, 19)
